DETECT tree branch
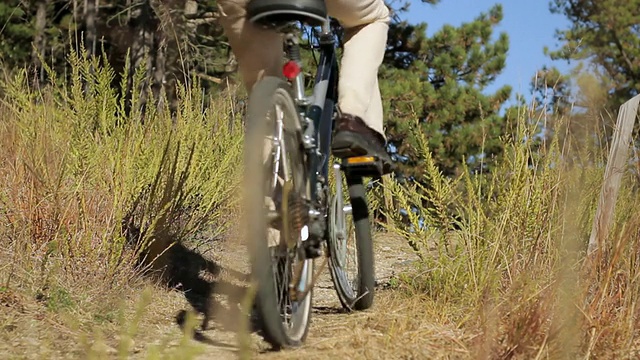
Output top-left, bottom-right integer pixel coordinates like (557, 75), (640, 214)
(609, 29), (638, 79)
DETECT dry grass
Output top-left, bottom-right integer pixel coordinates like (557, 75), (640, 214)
(0, 52), (243, 359)
(380, 106), (640, 359)
(1, 52), (640, 359)
(257, 290), (469, 360)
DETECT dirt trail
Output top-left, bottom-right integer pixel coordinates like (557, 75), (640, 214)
(0, 230), (468, 359)
(135, 232), (432, 359)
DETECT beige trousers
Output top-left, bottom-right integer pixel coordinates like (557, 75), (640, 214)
(217, 0), (389, 138)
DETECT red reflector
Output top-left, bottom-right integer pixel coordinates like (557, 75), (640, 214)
(282, 61), (301, 80)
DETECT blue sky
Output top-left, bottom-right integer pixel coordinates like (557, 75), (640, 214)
(404, 0), (572, 104)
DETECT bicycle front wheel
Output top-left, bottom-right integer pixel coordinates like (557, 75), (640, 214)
(243, 76), (313, 349)
(328, 168), (375, 311)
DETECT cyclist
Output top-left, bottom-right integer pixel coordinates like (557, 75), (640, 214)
(217, 0), (394, 173)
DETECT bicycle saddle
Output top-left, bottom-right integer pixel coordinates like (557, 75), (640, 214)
(247, 0), (327, 27)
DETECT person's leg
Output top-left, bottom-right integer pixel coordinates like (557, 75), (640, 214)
(327, 0), (389, 137)
(218, 1), (285, 246)
(327, 0), (393, 172)
(363, 77), (383, 136)
(217, 0), (283, 91)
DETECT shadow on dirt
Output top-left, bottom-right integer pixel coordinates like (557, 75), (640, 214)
(313, 306), (349, 315)
(174, 309), (240, 350)
(151, 242), (261, 346)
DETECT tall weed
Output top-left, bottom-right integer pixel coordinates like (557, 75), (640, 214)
(0, 50), (242, 330)
(384, 108), (640, 357)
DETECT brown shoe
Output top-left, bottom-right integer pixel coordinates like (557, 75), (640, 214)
(331, 114), (394, 174)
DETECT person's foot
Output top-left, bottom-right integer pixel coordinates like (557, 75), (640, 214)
(331, 114), (395, 175)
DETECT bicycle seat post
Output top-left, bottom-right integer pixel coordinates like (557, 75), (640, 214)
(321, 17), (331, 36)
(283, 31), (306, 105)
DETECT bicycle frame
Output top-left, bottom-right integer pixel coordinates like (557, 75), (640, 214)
(282, 18), (340, 244)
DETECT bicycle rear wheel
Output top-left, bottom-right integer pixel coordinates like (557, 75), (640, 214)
(328, 167), (375, 310)
(244, 76), (313, 348)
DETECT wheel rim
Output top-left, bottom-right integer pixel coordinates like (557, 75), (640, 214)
(329, 187), (359, 301)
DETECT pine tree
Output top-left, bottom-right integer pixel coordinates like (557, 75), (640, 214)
(381, 4), (511, 178)
(0, 1), (34, 69)
(550, 0), (640, 111)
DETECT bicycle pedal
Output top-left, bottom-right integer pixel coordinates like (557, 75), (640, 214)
(341, 156), (384, 177)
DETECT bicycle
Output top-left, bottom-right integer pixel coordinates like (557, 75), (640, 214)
(241, 0), (388, 349)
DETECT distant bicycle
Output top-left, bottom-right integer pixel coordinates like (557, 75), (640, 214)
(242, 0), (388, 349)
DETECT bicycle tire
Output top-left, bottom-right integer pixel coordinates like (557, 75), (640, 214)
(244, 76), (313, 348)
(328, 174), (375, 310)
